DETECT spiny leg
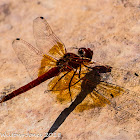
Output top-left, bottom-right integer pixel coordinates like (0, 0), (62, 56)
(50, 71), (70, 91)
(69, 68), (78, 102)
(47, 75), (85, 92)
(78, 65), (81, 79)
(46, 64), (74, 92)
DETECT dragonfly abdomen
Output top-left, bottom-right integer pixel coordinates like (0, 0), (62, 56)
(1, 67), (60, 103)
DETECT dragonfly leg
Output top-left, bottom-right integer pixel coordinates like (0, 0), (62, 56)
(51, 71), (70, 91)
(69, 69), (78, 102)
(78, 65), (81, 79)
(49, 64), (75, 91)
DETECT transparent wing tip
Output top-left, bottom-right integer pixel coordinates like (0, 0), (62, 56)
(40, 17), (44, 19)
(34, 17), (44, 21)
(12, 38), (21, 44)
(12, 38), (21, 45)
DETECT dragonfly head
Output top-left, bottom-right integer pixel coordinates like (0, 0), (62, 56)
(78, 48), (93, 60)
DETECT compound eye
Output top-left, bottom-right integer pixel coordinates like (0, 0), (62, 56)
(78, 48), (85, 57)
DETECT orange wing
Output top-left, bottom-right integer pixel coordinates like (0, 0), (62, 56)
(46, 63), (130, 112)
(73, 79), (126, 112)
(12, 17), (66, 79)
(12, 39), (57, 80)
(33, 17), (66, 60)
(47, 64), (88, 103)
(74, 65), (140, 112)
(75, 66), (139, 112)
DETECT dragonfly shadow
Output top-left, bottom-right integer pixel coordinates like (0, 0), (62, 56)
(43, 66), (111, 140)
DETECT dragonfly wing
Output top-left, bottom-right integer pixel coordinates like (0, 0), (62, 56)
(89, 60), (140, 88)
(12, 38), (57, 79)
(47, 63), (137, 112)
(111, 67), (140, 88)
(100, 67), (140, 91)
(74, 80), (126, 112)
(96, 82), (125, 98)
(74, 90), (110, 112)
(33, 17), (66, 59)
(47, 64), (91, 104)
(73, 65), (133, 112)
(75, 80), (140, 115)
(47, 70), (82, 103)
(97, 81), (140, 121)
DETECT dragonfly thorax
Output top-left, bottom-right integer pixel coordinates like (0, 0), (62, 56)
(56, 53), (83, 71)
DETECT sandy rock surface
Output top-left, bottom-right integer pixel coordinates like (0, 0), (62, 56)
(0, 0), (140, 140)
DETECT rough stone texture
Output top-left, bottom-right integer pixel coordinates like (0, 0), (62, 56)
(0, 0), (140, 140)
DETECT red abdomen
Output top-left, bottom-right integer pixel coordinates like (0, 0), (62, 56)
(1, 67), (60, 103)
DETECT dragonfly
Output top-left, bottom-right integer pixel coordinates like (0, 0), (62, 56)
(0, 17), (138, 112)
